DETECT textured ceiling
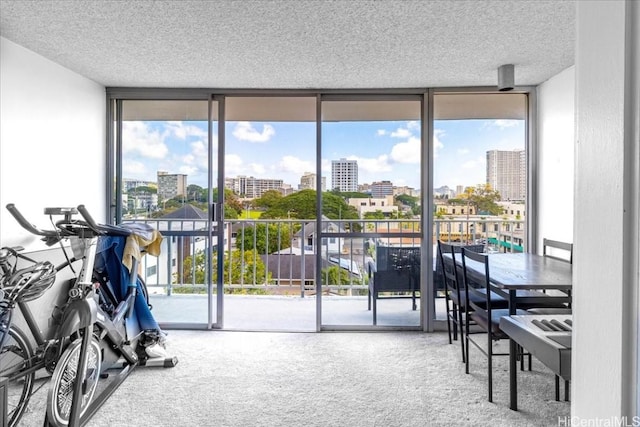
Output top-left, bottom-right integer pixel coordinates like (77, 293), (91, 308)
(0, 0), (576, 89)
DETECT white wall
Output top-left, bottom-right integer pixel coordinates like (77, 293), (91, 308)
(574, 0), (640, 419)
(0, 37), (107, 338)
(0, 37), (106, 251)
(537, 66), (575, 250)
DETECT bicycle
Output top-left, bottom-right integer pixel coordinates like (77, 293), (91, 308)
(0, 207), (102, 427)
(2, 203), (176, 426)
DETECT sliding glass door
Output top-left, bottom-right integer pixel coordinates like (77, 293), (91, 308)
(319, 96), (424, 329)
(431, 92), (529, 325)
(108, 89), (532, 332)
(222, 96), (317, 330)
(112, 98), (218, 328)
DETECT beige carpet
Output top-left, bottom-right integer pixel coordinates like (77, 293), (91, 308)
(17, 331), (569, 427)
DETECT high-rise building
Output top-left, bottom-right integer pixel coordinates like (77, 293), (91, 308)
(486, 150), (526, 201)
(331, 158), (358, 192)
(393, 186), (419, 198)
(157, 171), (187, 201)
(123, 178), (157, 192)
(371, 180), (393, 198)
(226, 175), (285, 198)
(299, 172), (326, 191)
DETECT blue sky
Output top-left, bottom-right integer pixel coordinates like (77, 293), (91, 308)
(122, 119), (524, 191)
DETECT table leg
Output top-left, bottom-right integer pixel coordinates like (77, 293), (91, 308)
(510, 338), (518, 410)
(509, 289), (518, 410)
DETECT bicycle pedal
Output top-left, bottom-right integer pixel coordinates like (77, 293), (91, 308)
(100, 373), (109, 379)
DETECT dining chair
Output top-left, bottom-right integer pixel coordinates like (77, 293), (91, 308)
(516, 239), (573, 311)
(437, 240), (507, 363)
(543, 238), (573, 263)
(461, 247), (529, 402)
(534, 238), (573, 401)
(524, 238), (573, 315)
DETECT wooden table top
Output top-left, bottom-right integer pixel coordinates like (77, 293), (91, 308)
(445, 252), (573, 291)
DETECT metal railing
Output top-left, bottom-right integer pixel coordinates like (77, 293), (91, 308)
(120, 217), (526, 297)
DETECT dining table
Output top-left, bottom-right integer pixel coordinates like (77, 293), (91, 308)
(451, 251), (573, 410)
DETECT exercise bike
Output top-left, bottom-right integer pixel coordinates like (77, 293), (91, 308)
(5, 204), (177, 426)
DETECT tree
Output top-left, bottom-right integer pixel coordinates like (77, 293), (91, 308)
(254, 190), (283, 210)
(212, 188), (243, 218)
(258, 189), (359, 220)
(321, 266), (352, 285)
(129, 185), (156, 194)
(187, 184), (206, 202)
(217, 249), (270, 285)
(396, 194), (421, 216)
(453, 184), (503, 216)
(238, 222), (293, 254)
(465, 184), (503, 215)
(179, 249), (271, 287)
(321, 192), (358, 220)
(363, 210), (387, 219)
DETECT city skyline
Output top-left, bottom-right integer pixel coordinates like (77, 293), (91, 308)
(122, 118), (525, 193)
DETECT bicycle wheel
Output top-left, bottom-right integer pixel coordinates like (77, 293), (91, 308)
(46, 335), (102, 426)
(0, 325), (35, 427)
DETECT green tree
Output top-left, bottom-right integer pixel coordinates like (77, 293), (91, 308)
(129, 185), (157, 194)
(179, 249), (271, 286)
(187, 184), (206, 202)
(321, 192), (358, 220)
(465, 184), (503, 215)
(321, 266), (352, 285)
(254, 190), (283, 210)
(363, 210), (387, 219)
(217, 249), (270, 285)
(450, 184), (503, 216)
(238, 222), (293, 253)
(396, 194), (421, 216)
(212, 188), (243, 218)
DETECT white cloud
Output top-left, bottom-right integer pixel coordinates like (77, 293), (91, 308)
(232, 121), (275, 142)
(462, 156), (485, 169)
(187, 140), (208, 169)
(321, 158), (331, 173)
(407, 121), (420, 131)
(166, 121), (207, 140)
(390, 128), (412, 138)
(457, 148), (470, 155)
(123, 159), (147, 176)
(225, 154), (244, 175)
(377, 129), (387, 136)
(390, 136), (420, 164)
(491, 119), (520, 129)
(249, 163), (266, 175)
(434, 129), (444, 155)
(181, 153), (196, 165)
(122, 121), (168, 159)
(178, 165), (199, 175)
(351, 154), (392, 173)
(277, 156), (315, 175)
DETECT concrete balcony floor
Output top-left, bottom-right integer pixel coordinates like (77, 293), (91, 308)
(148, 293), (451, 331)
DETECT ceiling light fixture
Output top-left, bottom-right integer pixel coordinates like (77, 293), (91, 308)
(497, 64), (515, 91)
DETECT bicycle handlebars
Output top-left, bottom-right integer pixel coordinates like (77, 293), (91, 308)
(6, 203), (60, 239)
(6, 203), (132, 241)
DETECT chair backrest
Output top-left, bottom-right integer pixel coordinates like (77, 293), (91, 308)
(460, 247), (492, 315)
(376, 246), (420, 272)
(437, 240), (462, 295)
(543, 238), (573, 263)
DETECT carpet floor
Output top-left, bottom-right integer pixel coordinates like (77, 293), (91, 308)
(17, 331), (570, 427)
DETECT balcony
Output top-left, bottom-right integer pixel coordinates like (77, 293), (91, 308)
(121, 216), (526, 330)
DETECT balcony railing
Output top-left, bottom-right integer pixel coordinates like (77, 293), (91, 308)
(121, 217), (526, 297)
